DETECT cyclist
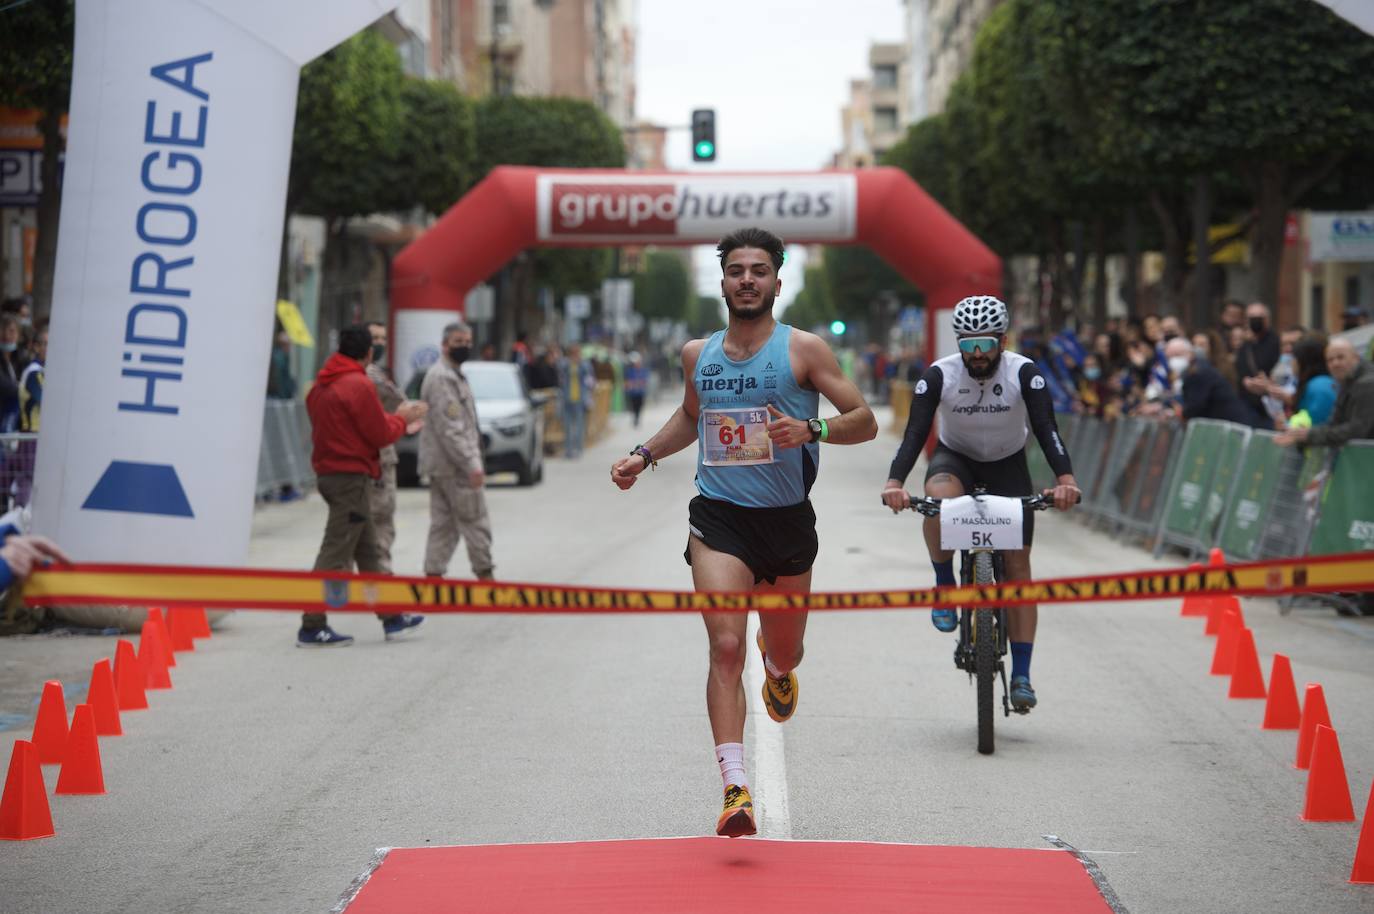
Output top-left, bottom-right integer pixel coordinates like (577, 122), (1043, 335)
(880, 295), (1080, 712)
(611, 227), (877, 837)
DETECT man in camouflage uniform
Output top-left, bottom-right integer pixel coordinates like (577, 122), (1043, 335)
(420, 321), (494, 580)
(366, 321), (404, 572)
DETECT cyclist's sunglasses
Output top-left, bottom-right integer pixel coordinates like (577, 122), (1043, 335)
(957, 336), (1000, 355)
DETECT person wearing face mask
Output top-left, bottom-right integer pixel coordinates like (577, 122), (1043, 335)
(419, 321), (494, 582)
(1236, 302), (1280, 426)
(365, 321), (406, 573)
(1163, 337), (1267, 428)
(1159, 315), (1183, 343)
(1076, 354), (1108, 417)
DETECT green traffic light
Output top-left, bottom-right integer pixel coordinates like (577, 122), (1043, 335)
(830, 320), (846, 335)
(695, 140), (715, 158)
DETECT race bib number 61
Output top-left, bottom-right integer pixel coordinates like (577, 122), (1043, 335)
(702, 408), (774, 466)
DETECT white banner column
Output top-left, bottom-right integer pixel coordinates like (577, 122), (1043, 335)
(33, 0), (397, 565)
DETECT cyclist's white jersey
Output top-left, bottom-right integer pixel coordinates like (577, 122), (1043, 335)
(933, 351), (1034, 462)
(888, 350), (1073, 482)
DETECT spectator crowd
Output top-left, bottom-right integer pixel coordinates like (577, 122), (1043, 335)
(1016, 300), (1374, 447)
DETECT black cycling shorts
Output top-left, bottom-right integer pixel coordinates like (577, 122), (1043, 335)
(924, 443), (1035, 547)
(684, 495), (818, 585)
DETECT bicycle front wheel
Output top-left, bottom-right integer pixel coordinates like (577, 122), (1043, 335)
(973, 552), (997, 755)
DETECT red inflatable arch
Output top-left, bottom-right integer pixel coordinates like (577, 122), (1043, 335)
(389, 166), (1000, 383)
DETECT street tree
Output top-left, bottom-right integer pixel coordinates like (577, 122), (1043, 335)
(688, 295), (724, 337)
(396, 78), (475, 217)
(632, 250), (692, 323)
(473, 96), (625, 349)
(289, 30), (405, 220)
(1042, 0), (1374, 316)
(782, 264), (837, 333)
(287, 29), (405, 330)
(820, 245), (919, 341)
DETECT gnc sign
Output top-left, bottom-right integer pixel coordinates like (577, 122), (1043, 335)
(537, 174), (857, 244)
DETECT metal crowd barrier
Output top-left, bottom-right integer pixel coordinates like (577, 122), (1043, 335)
(0, 432), (38, 514)
(1153, 418), (1254, 559)
(1037, 410), (1372, 567)
(256, 399), (315, 499)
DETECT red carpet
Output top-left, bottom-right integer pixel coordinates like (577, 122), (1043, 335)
(340, 837), (1116, 913)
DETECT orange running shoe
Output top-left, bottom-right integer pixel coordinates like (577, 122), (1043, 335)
(756, 630), (798, 723)
(716, 784), (757, 837)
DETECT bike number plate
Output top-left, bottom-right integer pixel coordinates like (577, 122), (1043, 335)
(939, 494), (1023, 551)
(701, 408), (774, 466)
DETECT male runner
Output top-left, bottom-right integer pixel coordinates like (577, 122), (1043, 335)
(611, 227), (876, 837)
(881, 295), (1080, 712)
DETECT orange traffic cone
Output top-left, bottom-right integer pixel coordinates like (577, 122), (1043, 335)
(1302, 725), (1355, 821)
(1295, 683), (1333, 770)
(146, 608), (176, 668)
(1205, 595), (1244, 637)
(0, 741), (54, 840)
(85, 658), (122, 736)
(139, 620), (173, 690)
(1227, 628), (1266, 699)
(1180, 563), (1209, 616)
(31, 680), (69, 765)
(55, 705), (105, 796)
(166, 607), (196, 652)
(1209, 610), (1241, 675)
(113, 639), (148, 711)
(1351, 780), (1374, 883)
(188, 605), (212, 639)
(1261, 654), (1301, 730)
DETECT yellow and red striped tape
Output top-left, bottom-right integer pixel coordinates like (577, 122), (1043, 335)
(19, 551), (1374, 614)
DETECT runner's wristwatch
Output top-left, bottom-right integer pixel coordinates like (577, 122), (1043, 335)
(631, 444), (656, 470)
(807, 418), (828, 442)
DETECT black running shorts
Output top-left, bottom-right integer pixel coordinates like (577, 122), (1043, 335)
(684, 495), (818, 585)
(924, 443), (1036, 547)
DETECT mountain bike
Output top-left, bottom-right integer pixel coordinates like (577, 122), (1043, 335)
(898, 489), (1060, 755)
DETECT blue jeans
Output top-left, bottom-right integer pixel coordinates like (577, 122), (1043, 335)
(563, 406), (587, 458)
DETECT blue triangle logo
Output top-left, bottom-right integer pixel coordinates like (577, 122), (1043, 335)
(82, 461), (194, 518)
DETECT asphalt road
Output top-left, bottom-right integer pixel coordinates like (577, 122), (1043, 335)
(2, 398), (1371, 913)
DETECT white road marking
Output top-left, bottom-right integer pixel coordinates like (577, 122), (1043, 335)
(746, 611), (792, 839)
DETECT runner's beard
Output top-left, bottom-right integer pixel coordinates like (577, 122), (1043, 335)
(964, 351), (1001, 380)
(725, 288), (775, 321)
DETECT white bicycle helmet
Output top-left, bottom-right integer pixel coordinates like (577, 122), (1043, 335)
(951, 295), (1009, 335)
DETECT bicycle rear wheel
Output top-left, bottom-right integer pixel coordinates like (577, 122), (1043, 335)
(973, 552), (996, 755)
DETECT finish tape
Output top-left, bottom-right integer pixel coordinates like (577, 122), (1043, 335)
(20, 551), (1374, 614)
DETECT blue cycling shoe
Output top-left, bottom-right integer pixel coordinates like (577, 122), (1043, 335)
(930, 609), (959, 633)
(1009, 675), (1037, 713)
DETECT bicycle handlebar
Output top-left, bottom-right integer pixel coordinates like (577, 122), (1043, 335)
(888, 492), (1075, 518)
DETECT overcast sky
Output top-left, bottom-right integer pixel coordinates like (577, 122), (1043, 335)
(635, 0), (908, 308)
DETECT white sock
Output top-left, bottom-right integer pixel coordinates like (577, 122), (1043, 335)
(764, 655), (787, 680)
(716, 742), (747, 790)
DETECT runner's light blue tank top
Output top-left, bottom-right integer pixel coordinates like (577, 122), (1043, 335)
(694, 323), (820, 508)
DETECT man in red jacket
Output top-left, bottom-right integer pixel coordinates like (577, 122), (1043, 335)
(301, 324), (428, 647)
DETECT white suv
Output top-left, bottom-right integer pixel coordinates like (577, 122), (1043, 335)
(395, 361), (546, 487)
